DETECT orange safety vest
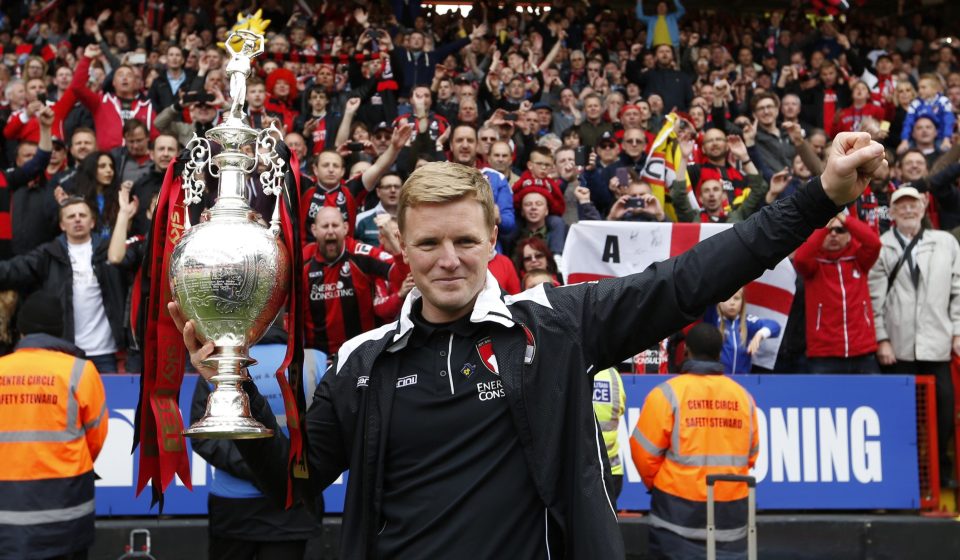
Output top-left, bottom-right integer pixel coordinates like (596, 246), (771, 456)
(0, 346), (108, 558)
(630, 372), (758, 543)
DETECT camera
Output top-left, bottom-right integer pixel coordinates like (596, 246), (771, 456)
(625, 196), (645, 210)
(347, 142), (365, 152)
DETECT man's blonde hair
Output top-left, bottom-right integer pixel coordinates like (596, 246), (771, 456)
(398, 162), (495, 233)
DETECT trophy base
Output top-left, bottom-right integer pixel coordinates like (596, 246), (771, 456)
(183, 417), (273, 439)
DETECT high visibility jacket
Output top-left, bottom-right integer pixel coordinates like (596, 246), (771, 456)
(592, 368), (626, 475)
(0, 336), (108, 560)
(630, 365), (758, 543)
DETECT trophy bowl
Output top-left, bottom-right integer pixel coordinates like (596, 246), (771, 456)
(170, 211), (290, 439)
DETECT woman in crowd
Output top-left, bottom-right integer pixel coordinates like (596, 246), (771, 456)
(72, 151), (121, 234)
(706, 288), (781, 374)
(512, 237), (562, 286)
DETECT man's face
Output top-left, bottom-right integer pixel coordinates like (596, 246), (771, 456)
(891, 196), (925, 231)
(596, 141), (619, 164)
(478, 129), (497, 155)
(125, 127), (149, 157)
(507, 78), (525, 100)
(16, 143), (37, 166)
(489, 143), (513, 173)
(314, 152), (345, 187)
(521, 192), (548, 224)
(311, 208), (348, 261)
(900, 152), (928, 182)
(753, 97), (779, 127)
(408, 32), (425, 52)
(70, 132), (96, 162)
(621, 130), (647, 159)
(584, 98), (602, 120)
(458, 102), (478, 124)
(372, 128), (392, 155)
(438, 79), (453, 100)
(560, 89), (575, 108)
(113, 67), (138, 97)
(781, 95), (801, 119)
(285, 133), (307, 161)
(49, 143), (67, 167)
(522, 110), (539, 134)
(55, 67), (73, 90)
(821, 221), (852, 252)
(399, 197), (497, 323)
(877, 58), (893, 76)
(25, 79), (45, 102)
(621, 108), (642, 129)
(912, 118), (938, 145)
(527, 152), (554, 179)
(167, 47), (184, 70)
(535, 108), (552, 128)
(555, 149), (577, 180)
(376, 175), (403, 207)
(699, 180), (725, 211)
(412, 87), (432, 111)
(153, 136), (178, 170)
(451, 127), (478, 165)
(820, 66), (838, 87)
(655, 45), (673, 67)
(247, 84), (266, 108)
(702, 129), (728, 161)
(59, 202), (96, 243)
(309, 90), (328, 112)
(316, 66), (335, 89)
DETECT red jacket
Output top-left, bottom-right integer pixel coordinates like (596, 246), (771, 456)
(793, 217), (881, 358)
(70, 56), (158, 151)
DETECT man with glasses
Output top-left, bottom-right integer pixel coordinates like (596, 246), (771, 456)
(509, 147), (567, 256)
(476, 126), (499, 159)
(583, 131), (625, 215)
(752, 91), (795, 173)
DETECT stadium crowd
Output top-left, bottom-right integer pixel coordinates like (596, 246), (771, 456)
(0, 0), (959, 474)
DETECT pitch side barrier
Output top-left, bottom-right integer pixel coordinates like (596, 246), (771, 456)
(92, 373), (938, 514)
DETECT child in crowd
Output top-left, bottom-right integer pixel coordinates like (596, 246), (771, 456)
(899, 74), (955, 153)
(706, 288), (781, 374)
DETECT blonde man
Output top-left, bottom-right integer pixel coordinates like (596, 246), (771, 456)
(173, 133), (888, 559)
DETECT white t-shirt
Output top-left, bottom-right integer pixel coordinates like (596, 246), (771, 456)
(68, 240), (117, 356)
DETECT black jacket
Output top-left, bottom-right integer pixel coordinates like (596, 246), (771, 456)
(237, 178), (840, 558)
(0, 233), (136, 349)
(148, 69), (198, 110)
(626, 63), (694, 112)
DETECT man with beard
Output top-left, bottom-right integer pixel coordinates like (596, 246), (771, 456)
(303, 207), (406, 356)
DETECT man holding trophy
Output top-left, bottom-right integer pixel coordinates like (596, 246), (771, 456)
(154, 26), (888, 560)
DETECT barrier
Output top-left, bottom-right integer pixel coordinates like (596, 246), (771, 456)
(95, 373), (920, 515)
(916, 375), (941, 510)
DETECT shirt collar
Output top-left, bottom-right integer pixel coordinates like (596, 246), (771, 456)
(393, 270), (514, 346)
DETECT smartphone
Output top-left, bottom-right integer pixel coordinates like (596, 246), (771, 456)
(574, 146), (587, 167)
(347, 142), (365, 152)
(625, 196), (645, 210)
(366, 28), (380, 53)
(616, 167), (631, 186)
(36, 92), (46, 104)
(128, 52), (147, 65)
(503, 113), (519, 122)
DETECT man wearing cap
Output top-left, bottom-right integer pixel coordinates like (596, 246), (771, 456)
(869, 185), (960, 485)
(533, 102), (554, 137)
(0, 291), (107, 560)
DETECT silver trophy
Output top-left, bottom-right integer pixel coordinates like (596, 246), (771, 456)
(170, 30), (290, 439)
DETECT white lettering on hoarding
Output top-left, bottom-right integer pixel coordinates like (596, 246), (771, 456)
(619, 406), (883, 485)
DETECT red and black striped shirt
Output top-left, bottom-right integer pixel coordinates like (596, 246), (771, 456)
(300, 176), (366, 245)
(302, 238), (395, 355)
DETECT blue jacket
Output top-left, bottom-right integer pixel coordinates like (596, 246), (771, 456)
(636, 0), (686, 48)
(391, 38), (471, 97)
(705, 307), (781, 374)
(483, 167), (516, 253)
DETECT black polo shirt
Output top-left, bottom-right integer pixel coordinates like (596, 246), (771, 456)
(376, 302), (547, 559)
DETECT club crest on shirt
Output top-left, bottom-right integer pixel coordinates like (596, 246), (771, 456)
(336, 190), (346, 205)
(340, 261), (351, 276)
(460, 362), (477, 378)
(476, 337), (499, 375)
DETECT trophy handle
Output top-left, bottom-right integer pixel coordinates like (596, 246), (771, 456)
(257, 125), (287, 236)
(182, 135), (214, 230)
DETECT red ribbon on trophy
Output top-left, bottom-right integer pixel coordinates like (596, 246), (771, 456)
(136, 159), (191, 505)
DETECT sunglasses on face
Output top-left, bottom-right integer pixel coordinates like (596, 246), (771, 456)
(523, 253), (546, 262)
(830, 227), (847, 234)
(622, 138), (645, 145)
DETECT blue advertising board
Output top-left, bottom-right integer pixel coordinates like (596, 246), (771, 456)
(95, 374), (918, 515)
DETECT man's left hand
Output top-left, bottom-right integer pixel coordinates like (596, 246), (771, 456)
(820, 132), (888, 206)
